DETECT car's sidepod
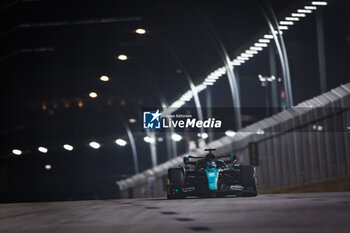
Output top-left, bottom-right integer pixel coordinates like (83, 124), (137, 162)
(204, 168), (219, 191)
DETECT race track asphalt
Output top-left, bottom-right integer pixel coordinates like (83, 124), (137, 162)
(0, 192), (349, 233)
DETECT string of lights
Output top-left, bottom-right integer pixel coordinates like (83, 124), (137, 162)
(163, 1), (328, 115)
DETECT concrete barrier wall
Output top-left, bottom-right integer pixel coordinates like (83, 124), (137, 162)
(117, 83), (350, 198)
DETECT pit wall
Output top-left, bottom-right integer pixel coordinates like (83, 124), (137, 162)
(117, 83), (350, 198)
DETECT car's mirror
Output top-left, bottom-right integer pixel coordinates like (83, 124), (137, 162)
(183, 156), (189, 165)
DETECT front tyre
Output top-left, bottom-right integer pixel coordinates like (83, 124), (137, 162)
(167, 168), (185, 199)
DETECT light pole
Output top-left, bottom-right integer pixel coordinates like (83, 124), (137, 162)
(258, 74), (278, 117)
(316, 8), (327, 93)
(259, 2), (294, 108)
(114, 109), (139, 174)
(269, 46), (279, 114)
(181, 2), (242, 130)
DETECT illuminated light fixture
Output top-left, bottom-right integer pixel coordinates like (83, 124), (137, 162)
(143, 136), (150, 143)
(195, 84), (207, 92)
(171, 100), (185, 108)
(207, 73), (217, 78)
(117, 54), (128, 60)
(208, 75), (220, 80)
(180, 96), (192, 102)
(144, 136), (155, 144)
(89, 141), (100, 149)
(279, 26), (288, 30)
(258, 74), (276, 82)
(171, 133), (182, 142)
(199, 132), (208, 139)
(258, 74), (266, 82)
(194, 83), (206, 90)
(213, 70), (224, 76)
(89, 92), (98, 98)
(264, 34), (274, 39)
(115, 139), (127, 146)
(298, 9), (312, 13)
(225, 130), (236, 137)
(208, 70), (225, 79)
(38, 146), (48, 153)
(135, 28), (146, 34)
(305, 6), (317, 10)
(250, 46), (263, 51)
(292, 13), (306, 17)
(237, 56), (249, 61)
(254, 43), (268, 47)
(100, 75), (109, 82)
(211, 70), (220, 76)
(78, 100), (84, 108)
(208, 74), (219, 80)
(128, 118), (137, 123)
(272, 30), (283, 35)
(157, 137), (164, 142)
(63, 144), (74, 151)
(231, 59), (244, 65)
(203, 81), (214, 86)
(232, 59), (244, 64)
(245, 50), (258, 55)
(12, 149), (22, 155)
(177, 100), (186, 106)
(205, 78), (216, 83)
(241, 53), (253, 58)
(285, 17), (299, 21)
(231, 61), (242, 66)
(218, 70), (226, 75)
(214, 67), (226, 75)
(280, 21), (294, 25)
(312, 1), (327, 6)
(45, 164), (52, 170)
(259, 39), (270, 43)
(206, 75), (219, 80)
(256, 129), (265, 135)
(209, 73), (221, 78)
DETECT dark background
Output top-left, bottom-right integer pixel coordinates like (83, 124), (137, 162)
(0, 0), (349, 202)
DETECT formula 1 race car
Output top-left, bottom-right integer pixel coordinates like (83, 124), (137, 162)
(167, 149), (257, 199)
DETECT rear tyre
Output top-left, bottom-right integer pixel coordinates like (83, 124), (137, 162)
(167, 168), (185, 199)
(240, 165), (258, 197)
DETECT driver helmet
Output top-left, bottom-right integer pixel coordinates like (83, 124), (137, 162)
(207, 161), (217, 168)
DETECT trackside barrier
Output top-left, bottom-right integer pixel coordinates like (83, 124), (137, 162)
(117, 83), (350, 198)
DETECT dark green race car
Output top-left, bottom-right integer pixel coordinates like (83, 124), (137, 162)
(167, 149), (258, 199)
